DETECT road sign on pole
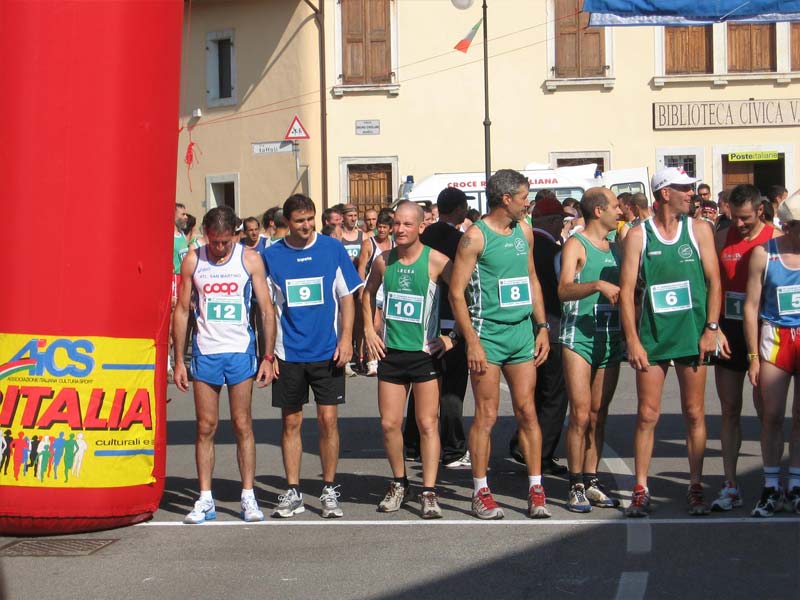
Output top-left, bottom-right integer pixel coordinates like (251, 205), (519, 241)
(284, 115), (310, 140)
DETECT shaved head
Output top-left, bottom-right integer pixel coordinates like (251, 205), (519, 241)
(394, 200), (424, 223)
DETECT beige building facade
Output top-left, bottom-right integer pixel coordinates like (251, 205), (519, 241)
(177, 0), (800, 220)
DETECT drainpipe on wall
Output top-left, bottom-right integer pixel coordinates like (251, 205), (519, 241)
(303, 0), (329, 208)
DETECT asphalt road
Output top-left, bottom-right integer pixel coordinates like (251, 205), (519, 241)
(2, 365), (799, 600)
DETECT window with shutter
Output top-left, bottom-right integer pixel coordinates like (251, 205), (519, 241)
(791, 23), (800, 71)
(554, 0), (604, 78)
(728, 23), (776, 72)
(342, 0), (391, 85)
(665, 26), (712, 74)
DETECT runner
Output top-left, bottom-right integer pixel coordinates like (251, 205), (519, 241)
(262, 194), (363, 519)
(559, 187), (624, 512)
(620, 167), (729, 518)
(173, 203), (190, 306)
(358, 211), (396, 376)
(744, 192), (800, 517)
(713, 184), (780, 511)
(363, 208), (378, 234)
(363, 201), (453, 518)
(341, 204), (365, 263)
(173, 206), (277, 524)
(449, 168), (552, 520)
(241, 217), (267, 252)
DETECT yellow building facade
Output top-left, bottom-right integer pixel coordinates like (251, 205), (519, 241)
(177, 0), (800, 219)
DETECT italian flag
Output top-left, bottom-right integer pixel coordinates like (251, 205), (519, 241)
(454, 18), (483, 53)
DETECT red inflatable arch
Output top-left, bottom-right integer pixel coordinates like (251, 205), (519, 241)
(0, 1), (183, 534)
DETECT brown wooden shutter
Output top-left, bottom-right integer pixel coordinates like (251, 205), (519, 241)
(728, 23), (776, 72)
(342, 0), (390, 85)
(349, 164), (392, 212)
(366, 0), (391, 83)
(555, 0), (604, 78)
(665, 26), (712, 74)
(793, 23), (800, 71)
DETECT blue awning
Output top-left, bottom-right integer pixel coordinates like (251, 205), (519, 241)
(584, 0), (800, 25)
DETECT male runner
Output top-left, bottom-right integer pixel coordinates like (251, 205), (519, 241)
(262, 194), (363, 518)
(358, 211), (396, 376)
(559, 188), (624, 512)
(713, 184), (779, 511)
(449, 168), (552, 520)
(173, 206), (277, 524)
(241, 217), (267, 252)
(341, 204), (365, 262)
(620, 167), (729, 518)
(173, 203), (190, 304)
(404, 188), (471, 469)
(363, 201), (453, 518)
(363, 209), (378, 234)
(744, 192), (800, 517)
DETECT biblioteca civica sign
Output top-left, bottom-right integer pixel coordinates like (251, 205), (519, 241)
(653, 99), (800, 130)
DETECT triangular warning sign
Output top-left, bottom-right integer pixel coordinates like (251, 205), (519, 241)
(284, 115), (310, 140)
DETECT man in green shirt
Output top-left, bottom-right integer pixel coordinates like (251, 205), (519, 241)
(450, 169), (551, 520)
(620, 168), (729, 518)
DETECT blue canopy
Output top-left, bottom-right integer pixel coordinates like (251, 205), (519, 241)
(584, 0), (800, 25)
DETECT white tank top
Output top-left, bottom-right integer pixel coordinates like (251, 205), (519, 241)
(192, 243), (254, 355)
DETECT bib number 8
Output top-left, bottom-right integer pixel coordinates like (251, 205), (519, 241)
(509, 286), (521, 301)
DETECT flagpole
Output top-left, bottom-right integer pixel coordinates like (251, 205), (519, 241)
(482, 0), (491, 189)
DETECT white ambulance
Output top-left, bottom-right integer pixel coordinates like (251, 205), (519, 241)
(406, 163), (650, 214)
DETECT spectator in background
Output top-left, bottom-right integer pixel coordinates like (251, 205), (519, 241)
(766, 184), (789, 228)
(716, 190), (732, 231)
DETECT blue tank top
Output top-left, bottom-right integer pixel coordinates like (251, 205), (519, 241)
(759, 238), (800, 327)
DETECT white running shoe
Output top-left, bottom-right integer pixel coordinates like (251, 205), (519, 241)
(184, 498), (216, 524)
(366, 360), (378, 377)
(444, 451), (471, 469)
(711, 481), (743, 511)
(320, 485), (344, 518)
(272, 488), (305, 518)
(240, 496), (265, 522)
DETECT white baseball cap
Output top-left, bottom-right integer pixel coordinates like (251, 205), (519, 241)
(651, 167), (699, 192)
(777, 191), (800, 224)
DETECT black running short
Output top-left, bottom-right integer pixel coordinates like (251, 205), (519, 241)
(378, 349), (441, 384)
(713, 317), (748, 372)
(272, 359), (345, 408)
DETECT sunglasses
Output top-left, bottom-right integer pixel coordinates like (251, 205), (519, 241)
(669, 184), (695, 193)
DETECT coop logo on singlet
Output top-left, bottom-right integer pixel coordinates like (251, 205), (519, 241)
(202, 282), (239, 295)
(678, 244), (694, 260)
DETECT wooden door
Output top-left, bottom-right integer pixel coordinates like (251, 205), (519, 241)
(722, 156), (754, 190)
(348, 163), (392, 214)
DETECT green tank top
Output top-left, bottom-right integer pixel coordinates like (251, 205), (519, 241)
(468, 220), (532, 332)
(174, 232), (189, 274)
(638, 216), (708, 361)
(383, 246), (440, 352)
(560, 232), (622, 347)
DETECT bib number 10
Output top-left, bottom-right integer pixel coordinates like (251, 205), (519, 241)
(385, 292), (423, 324)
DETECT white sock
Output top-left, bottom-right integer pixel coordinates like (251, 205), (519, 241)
(473, 477), (488, 495)
(788, 467), (800, 490)
(528, 475), (542, 488)
(764, 466), (781, 489)
(241, 488), (255, 500)
(199, 490), (213, 502)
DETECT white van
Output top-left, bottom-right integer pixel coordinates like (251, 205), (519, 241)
(406, 164), (651, 214)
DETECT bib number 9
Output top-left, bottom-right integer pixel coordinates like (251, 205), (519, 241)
(286, 277), (324, 307)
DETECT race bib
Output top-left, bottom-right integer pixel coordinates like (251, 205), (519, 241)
(650, 280), (692, 314)
(777, 285), (800, 316)
(594, 304), (620, 332)
(498, 277), (532, 308)
(286, 277), (324, 307)
(345, 245), (360, 259)
(385, 291), (424, 324)
(724, 291), (745, 321)
(204, 297), (245, 324)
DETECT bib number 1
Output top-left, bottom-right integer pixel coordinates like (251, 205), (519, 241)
(724, 291), (745, 321)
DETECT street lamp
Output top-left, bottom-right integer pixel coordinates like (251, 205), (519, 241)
(452, 0), (491, 188)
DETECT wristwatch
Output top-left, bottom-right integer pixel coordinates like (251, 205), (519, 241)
(447, 331), (460, 345)
(535, 322), (550, 332)
(705, 322), (719, 331)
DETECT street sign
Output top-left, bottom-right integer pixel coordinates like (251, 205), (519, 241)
(355, 119), (380, 135)
(284, 115), (310, 140)
(252, 141), (293, 155)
